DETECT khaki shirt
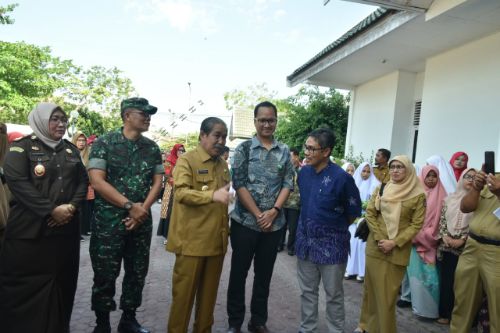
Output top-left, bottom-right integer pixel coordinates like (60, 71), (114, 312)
(365, 191), (426, 266)
(373, 165), (390, 184)
(166, 145), (231, 256)
(468, 185), (500, 241)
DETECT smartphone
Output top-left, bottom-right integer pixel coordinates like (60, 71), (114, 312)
(484, 151), (495, 174)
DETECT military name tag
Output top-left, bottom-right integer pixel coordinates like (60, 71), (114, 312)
(197, 169), (209, 174)
(31, 146), (40, 151)
(34, 164), (46, 176)
(66, 149), (73, 154)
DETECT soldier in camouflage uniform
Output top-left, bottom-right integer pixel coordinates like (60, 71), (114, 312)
(88, 97), (164, 333)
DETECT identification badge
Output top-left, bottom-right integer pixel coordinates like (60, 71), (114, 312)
(197, 169), (209, 174)
(493, 207), (500, 221)
(34, 163), (46, 176)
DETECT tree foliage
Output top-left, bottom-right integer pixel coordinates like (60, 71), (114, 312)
(0, 3), (18, 25)
(0, 41), (134, 132)
(0, 41), (73, 123)
(224, 82), (277, 113)
(275, 86), (349, 158)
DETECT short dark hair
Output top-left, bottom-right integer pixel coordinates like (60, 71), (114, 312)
(378, 148), (391, 161)
(290, 148), (300, 156)
(254, 101), (277, 118)
(308, 128), (336, 152)
(200, 117), (227, 135)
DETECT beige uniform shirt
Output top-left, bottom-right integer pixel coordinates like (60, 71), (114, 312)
(365, 192), (426, 266)
(468, 185), (500, 241)
(373, 165), (390, 184)
(166, 145), (230, 256)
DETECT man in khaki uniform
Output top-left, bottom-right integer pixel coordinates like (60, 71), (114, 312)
(450, 170), (500, 333)
(166, 117), (232, 333)
(373, 148), (391, 184)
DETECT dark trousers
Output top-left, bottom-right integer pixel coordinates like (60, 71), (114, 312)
(284, 208), (299, 251)
(0, 235), (80, 333)
(438, 251), (459, 319)
(227, 220), (282, 328)
(90, 227), (152, 312)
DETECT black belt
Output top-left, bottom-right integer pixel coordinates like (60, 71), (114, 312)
(469, 232), (500, 246)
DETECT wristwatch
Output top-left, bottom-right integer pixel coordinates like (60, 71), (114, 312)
(123, 201), (133, 210)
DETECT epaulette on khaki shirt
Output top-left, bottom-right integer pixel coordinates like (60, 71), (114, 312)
(166, 145), (231, 256)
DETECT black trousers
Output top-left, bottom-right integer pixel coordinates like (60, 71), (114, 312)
(227, 220), (282, 328)
(438, 251), (460, 320)
(0, 235), (80, 333)
(284, 208), (299, 251)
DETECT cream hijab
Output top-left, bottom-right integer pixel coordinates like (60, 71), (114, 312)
(28, 102), (65, 149)
(444, 167), (475, 236)
(375, 155), (425, 239)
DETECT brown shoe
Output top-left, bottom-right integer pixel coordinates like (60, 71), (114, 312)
(248, 322), (270, 333)
(227, 327), (241, 333)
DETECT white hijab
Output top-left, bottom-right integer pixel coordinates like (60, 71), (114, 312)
(425, 155), (457, 195)
(28, 102), (65, 149)
(353, 162), (380, 201)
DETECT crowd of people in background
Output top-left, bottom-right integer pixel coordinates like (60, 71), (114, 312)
(0, 99), (499, 333)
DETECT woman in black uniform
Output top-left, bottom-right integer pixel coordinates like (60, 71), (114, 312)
(0, 102), (88, 333)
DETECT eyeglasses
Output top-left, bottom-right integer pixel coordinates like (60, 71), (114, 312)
(49, 116), (69, 124)
(255, 118), (277, 126)
(129, 111), (151, 119)
(389, 165), (406, 171)
(463, 174), (475, 181)
(303, 144), (324, 153)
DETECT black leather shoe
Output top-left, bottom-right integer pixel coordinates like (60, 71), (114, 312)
(92, 324), (111, 333)
(248, 322), (271, 333)
(118, 318), (150, 333)
(227, 327), (242, 333)
(396, 299), (412, 308)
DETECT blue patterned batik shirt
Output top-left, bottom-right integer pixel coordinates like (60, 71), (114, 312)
(231, 136), (294, 232)
(296, 162), (362, 265)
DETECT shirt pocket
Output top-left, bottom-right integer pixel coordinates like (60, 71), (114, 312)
(29, 153), (51, 179)
(194, 173), (214, 191)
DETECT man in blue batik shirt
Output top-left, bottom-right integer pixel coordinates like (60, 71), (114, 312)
(227, 101), (294, 333)
(296, 128), (361, 333)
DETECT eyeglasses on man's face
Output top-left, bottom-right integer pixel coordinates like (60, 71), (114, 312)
(303, 144), (324, 153)
(463, 174), (475, 181)
(389, 164), (405, 171)
(255, 118), (277, 126)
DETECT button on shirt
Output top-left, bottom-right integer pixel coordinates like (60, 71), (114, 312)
(231, 136), (294, 232)
(296, 162), (362, 265)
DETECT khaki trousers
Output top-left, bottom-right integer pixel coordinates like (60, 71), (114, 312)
(167, 254), (225, 333)
(360, 255), (406, 333)
(450, 238), (500, 333)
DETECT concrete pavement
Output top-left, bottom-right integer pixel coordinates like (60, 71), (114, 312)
(70, 203), (453, 333)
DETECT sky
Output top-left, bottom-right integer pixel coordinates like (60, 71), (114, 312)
(2, 0), (376, 134)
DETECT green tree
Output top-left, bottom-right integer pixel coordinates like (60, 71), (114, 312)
(0, 3), (18, 25)
(224, 82), (277, 112)
(0, 41), (74, 123)
(275, 86), (349, 158)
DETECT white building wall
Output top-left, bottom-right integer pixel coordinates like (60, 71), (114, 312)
(391, 71), (417, 157)
(346, 71), (399, 161)
(416, 30), (500, 168)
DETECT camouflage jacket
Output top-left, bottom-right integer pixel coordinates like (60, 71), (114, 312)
(88, 129), (163, 233)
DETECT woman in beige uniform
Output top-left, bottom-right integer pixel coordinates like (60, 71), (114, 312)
(359, 155), (426, 333)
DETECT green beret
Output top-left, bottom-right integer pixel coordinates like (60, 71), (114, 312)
(121, 97), (158, 115)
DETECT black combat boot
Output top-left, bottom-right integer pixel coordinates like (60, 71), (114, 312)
(92, 311), (111, 333)
(117, 310), (150, 333)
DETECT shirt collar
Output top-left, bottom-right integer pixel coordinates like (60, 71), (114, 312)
(197, 144), (215, 163)
(250, 135), (278, 149)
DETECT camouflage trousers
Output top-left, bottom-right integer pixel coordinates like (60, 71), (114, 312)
(89, 222), (152, 312)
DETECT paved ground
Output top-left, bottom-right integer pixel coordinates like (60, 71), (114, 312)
(70, 203), (454, 333)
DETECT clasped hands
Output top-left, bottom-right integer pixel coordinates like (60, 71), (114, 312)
(377, 239), (396, 255)
(122, 203), (149, 231)
(48, 204), (76, 227)
(442, 235), (465, 249)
